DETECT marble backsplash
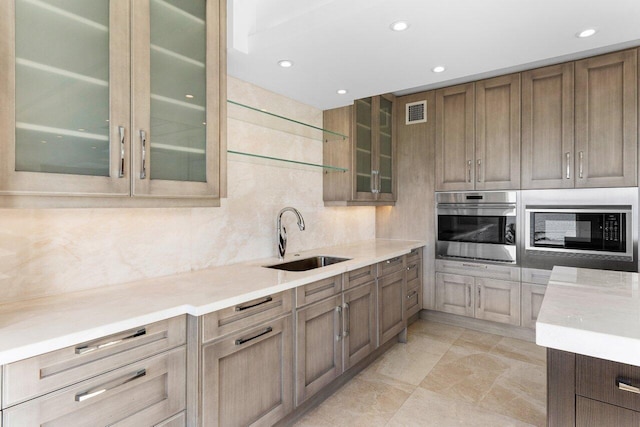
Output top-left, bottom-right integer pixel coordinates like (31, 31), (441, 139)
(0, 77), (375, 303)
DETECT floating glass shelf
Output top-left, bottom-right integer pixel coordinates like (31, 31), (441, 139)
(227, 100), (348, 143)
(228, 150), (348, 172)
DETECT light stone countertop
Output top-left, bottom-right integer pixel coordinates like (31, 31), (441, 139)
(0, 239), (424, 365)
(536, 266), (640, 367)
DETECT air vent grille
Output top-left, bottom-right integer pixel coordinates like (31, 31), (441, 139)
(406, 100), (426, 124)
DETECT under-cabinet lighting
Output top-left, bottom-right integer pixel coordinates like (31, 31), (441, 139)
(278, 60), (293, 68)
(577, 28), (597, 38)
(185, 94), (194, 99)
(432, 66), (446, 73)
(337, 89), (348, 95)
(390, 21), (409, 32)
(78, 128), (85, 132)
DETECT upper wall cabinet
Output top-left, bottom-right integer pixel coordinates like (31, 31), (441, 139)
(0, 0), (226, 207)
(435, 74), (520, 191)
(521, 63), (575, 189)
(323, 94), (397, 206)
(574, 49), (637, 188)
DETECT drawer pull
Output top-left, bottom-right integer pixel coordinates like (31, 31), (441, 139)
(462, 263), (488, 269)
(75, 369), (146, 402)
(235, 327), (273, 346)
(617, 378), (640, 394)
(235, 296), (273, 312)
(407, 291), (418, 299)
(386, 256), (401, 264)
(342, 302), (350, 337)
(75, 328), (146, 355)
(406, 264), (417, 271)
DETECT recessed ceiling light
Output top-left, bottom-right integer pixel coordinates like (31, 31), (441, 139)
(278, 60), (293, 68)
(78, 128), (85, 131)
(432, 66), (446, 73)
(185, 94), (194, 99)
(577, 28), (597, 38)
(390, 21), (409, 32)
(337, 89), (348, 95)
(41, 140), (47, 144)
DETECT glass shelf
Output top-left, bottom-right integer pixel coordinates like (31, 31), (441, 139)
(228, 150), (348, 172)
(227, 100), (348, 142)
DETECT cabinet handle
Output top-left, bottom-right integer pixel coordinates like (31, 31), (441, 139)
(406, 264), (417, 271)
(617, 378), (640, 394)
(407, 290), (418, 299)
(235, 296), (273, 312)
(477, 286), (481, 309)
(343, 302), (350, 337)
(139, 130), (147, 179)
(565, 152), (571, 179)
(334, 305), (342, 341)
(476, 159), (482, 182)
(75, 369), (146, 402)
(467, 285), (471, 308)
(371, 170), (380, 194)
(386, 256), (401, 264)
(235, 326), (273, 346)
(118, 126), (126, 178)
(467, 160), (472, 183)
(462, 263), (487, 269)
(75, 328), (146, 355)
(579, 151), (584, 179)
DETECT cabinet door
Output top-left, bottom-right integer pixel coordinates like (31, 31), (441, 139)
(521, 282), (546, 329)
(475, 73), (521, 190)
(375, 94), (396, 202)
(435, 272), (474, 317)
(131, 0), (225, 199)
(435, 83), (475, 191)
(295, 296), (342, 406)
(575, 49), (637, 188)
(521, 63), (575, 189)
(576, 396), (640, 426)
(201, 315), (293, 427)
(352, 97), (377, 201)
(475, 278), (520, 326)
(0, 0), (131, 196)
(342, 281), (377, 370)
(378, 270), (406, 345)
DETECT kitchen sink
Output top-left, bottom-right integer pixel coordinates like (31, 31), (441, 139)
(264, 256), (351, 272)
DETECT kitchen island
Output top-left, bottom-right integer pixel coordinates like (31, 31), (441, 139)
(537, 266), (640, 426)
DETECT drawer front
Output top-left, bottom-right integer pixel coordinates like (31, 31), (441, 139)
(378, 255), (405, 277)
(406, 260), (421, 282)
(436, 259), (520, 281)
(406, 247), (423, 265)
(155, 411), (186, 427)
(406, 279), (421, 317)
(296, 275), (342, 306)
(344, 264), (376, 290)
(3, 315), (186, 408)
(3, 347), (186, 426)
(201, 290), (293, 343)
(576, 354), (640, 412)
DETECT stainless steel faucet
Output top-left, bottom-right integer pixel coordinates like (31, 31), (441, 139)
(277, 207), (305, 259)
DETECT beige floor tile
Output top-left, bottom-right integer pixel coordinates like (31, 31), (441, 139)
(408, 319), (465, 345)
(386, 387), (536, 427)
(453, 328), (504, 353)
(491, 336), (546, 367)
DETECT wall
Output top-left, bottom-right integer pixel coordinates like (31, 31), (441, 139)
(0, 77), (376, 303)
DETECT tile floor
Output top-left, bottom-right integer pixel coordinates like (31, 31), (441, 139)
(294, 319), (546, 427)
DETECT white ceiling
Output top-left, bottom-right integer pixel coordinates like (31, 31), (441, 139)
(227, 0), (640, 110)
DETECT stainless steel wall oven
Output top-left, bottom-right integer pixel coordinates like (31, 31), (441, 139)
(436, 191), (517, 264)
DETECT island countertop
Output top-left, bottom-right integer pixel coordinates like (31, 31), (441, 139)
(0, 238), (424, 365)
(536, 266), (640, 367)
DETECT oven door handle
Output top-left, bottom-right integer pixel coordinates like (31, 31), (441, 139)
(437, 203), (516, 209)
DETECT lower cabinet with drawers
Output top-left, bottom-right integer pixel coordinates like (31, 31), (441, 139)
(548, 348), (640, 426)
(1, 315), (187, 426)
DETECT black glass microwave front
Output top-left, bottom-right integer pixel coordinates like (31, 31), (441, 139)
(438, 214), (516, 246)
(530, 211), (626, 252)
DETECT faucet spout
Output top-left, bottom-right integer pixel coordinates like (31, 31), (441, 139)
(277, 207), (305, 259)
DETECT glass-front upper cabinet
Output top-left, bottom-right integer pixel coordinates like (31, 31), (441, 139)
(352, 94), (396, 203)
(0, 0), (225, 204)
(0, 0), (131, 197)
(132, 0), (224, 199)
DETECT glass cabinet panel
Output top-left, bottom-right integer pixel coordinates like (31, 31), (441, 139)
(355, 97), (372, 192)
(378, 96), (393, 194)
(14, 0), (110, 176)
(149, 0), (206, 182)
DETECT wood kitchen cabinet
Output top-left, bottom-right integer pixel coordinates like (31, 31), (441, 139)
(405, 247), (423, 319)
(574, 49), (637, 188)
(342, 278), (377, 371)
(323, 94), (397, 205)
(0, 0), (226, 206)
(435, 74), (520, 191)
(435, 272), (521, 326)
(378, 261), (407, 345)
(521, 63), (575, 189)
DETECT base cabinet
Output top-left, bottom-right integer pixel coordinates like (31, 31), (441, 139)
(521, 283), (546, 329)
(378, 269), (406, 345)
(342, 282), (377, 370)
(405, 248), (423, 318)
(201, 315), (293, 427)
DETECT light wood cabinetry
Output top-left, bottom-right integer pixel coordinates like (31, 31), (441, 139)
(342, 281), (377, 370)
(323, 94), (397, 205)
(435, 74), (520, 191)
(521, 63), (575, 189)
(0, 0), (226, 206)
(378, 269), (406, 345)
(201, 314), (293, 427)
(521, 282), (546, 329)
(575, 49), (638, 188)
(435, 272), (520, 326)
(2, 316), (187, 425)
(405, 248), (423, 318)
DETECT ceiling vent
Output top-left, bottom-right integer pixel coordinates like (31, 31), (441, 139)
(405, 100), (427, 124)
